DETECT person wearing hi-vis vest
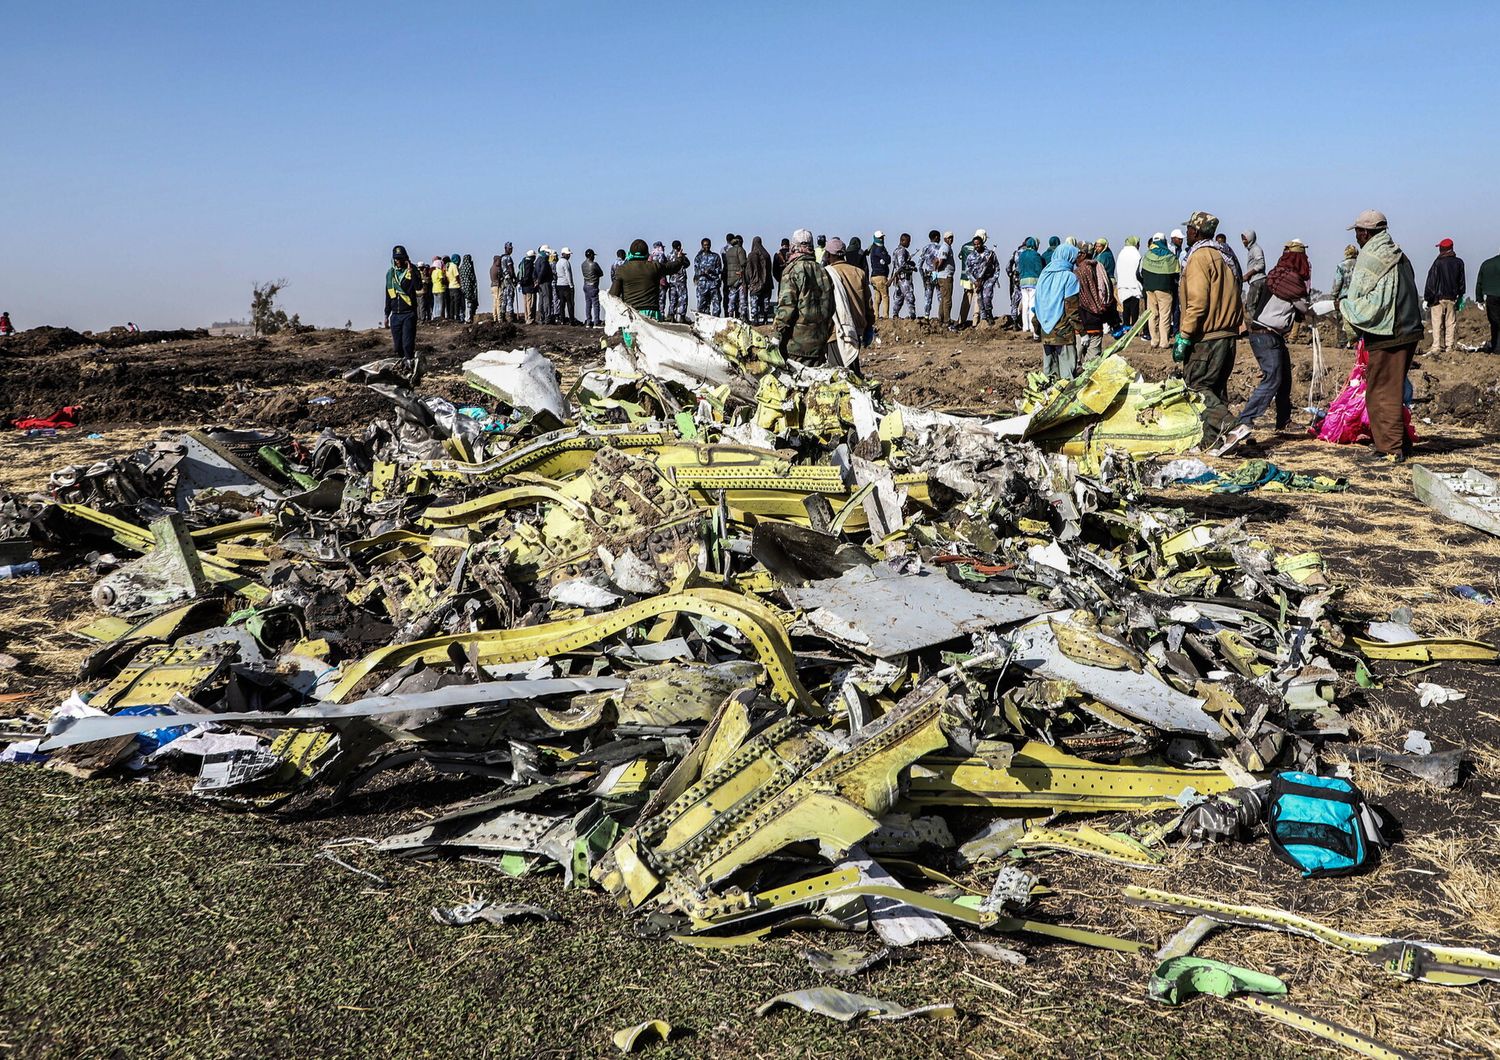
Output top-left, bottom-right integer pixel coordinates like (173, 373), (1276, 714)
(383, 245), (420, 368)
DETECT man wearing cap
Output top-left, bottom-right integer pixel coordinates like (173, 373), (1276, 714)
(1340, 210), (1423, 463)
(580, 249), (605, 328)
(1475, 246), (1500, 352)
(1423, 238), (1465, 355)
(868, 233), (892, 318)
(967, 232), (1000, 327)
(384, 245), (420, 367)
(555, 248), (576, 325)
(1174, 210), (1245, 443)
(694, 238), (723, 316)
(938, 231), (958, 328)
(774, 229), (835, 363)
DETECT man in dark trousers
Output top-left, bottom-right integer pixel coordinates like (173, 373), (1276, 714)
(384, 245), (420, 372)
(1476, 246), (1500, 352)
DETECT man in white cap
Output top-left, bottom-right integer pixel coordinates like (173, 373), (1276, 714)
(939, 231), (958, 328)
(1340, 209), (1423, 464)
(773, 229), (835, 363)
(555, 247), (576, 325)
(867, 232), (891, 318)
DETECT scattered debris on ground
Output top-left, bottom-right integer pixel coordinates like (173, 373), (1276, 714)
(2, 296), (1498, 1057)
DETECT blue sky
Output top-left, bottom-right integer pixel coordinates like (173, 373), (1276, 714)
(9, 0), (1499, 331)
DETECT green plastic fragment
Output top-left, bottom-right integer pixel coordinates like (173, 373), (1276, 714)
(1148, 956), (1287, 1005)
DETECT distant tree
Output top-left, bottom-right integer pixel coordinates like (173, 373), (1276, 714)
(251, 280), (290, 336)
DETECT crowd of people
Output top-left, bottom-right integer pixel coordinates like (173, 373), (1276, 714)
(384, 212), (1495, 466)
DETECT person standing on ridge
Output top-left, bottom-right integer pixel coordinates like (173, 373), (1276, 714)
(430, 256), (448, 321)
(1424, 237), (1465, 354)
(1241, 230), (1266, 316)
(773, 228), (835, 363)
(383, 245), (419, 368)
(694, 238), (723, 315)
(459, 253), (478, 323)
(1034, 242), (1081, 379)
(1141, 233), (1179, 347)
(664, 240), (690, 322)
(746, 236), (775, 324)
(1116, 236), (1144, 332)
(890, 233), (918, 320)
(1017, 237), (1045, 340)
(1475, 244), (1500, 352)
(609, 238), (689, 318)
(556, 247), (576, 325)
(867, 232), (891, 318)
(580, 249), (604, 327)
(723, 234), (749, 321)
(1329, 243), (1358, 348)
(967, 232), (1000, 327)
(446, 254), (462, 321)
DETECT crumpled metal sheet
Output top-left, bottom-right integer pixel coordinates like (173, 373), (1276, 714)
(756, 987), (956, 1022)
(1009, 614), (1227, 739)
(785, 563), (1048, 657)
(430, 897), (562, 927)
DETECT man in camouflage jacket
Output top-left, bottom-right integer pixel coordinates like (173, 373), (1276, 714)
(773, 229), (834, 363)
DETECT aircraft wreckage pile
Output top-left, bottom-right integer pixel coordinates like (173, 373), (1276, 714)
(5, 294), (1498, 1051)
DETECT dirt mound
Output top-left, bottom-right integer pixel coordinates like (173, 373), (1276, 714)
(4, 327), (87, 356)
(93, 328), (208, 349)
(1437, 379), (1500, 432)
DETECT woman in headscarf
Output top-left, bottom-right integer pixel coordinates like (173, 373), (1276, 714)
(1140, 234), (1180, 348)
(459, 253), (478, 323)
(1033, 243), (1081, 379)
(1074, 245), (1113, 361)
(1115, 236), (1144, 330)
(1017, 237), (1045, 340)
(1218, 239), (1313, 454)
(745, 236), (774, 324)
(1094, 239), (1116, 280)
(430, 257), (448, 321)
(1041, 235), (1061, 266)
(845, 236), (868, 274)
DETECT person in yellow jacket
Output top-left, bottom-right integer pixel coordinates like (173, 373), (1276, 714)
(429, 257), (448, 321)
(445, 254), (461, 321)
(1173, 210), (1246, 442)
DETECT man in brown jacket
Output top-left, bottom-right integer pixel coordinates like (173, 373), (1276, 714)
(1174, 210), (1245, 441)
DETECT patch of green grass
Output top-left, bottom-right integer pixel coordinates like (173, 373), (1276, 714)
(0, 768), (1324, 1059)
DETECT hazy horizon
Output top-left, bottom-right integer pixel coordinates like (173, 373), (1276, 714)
(10, 0), (1500, 333)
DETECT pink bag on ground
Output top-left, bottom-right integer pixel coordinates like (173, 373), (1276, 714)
(1315, 341), (1416, 445)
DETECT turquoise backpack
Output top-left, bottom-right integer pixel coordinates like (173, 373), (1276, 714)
(1267, 772), (1384, 878)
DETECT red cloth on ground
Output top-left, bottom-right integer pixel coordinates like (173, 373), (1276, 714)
(7, 405), (82, 431)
